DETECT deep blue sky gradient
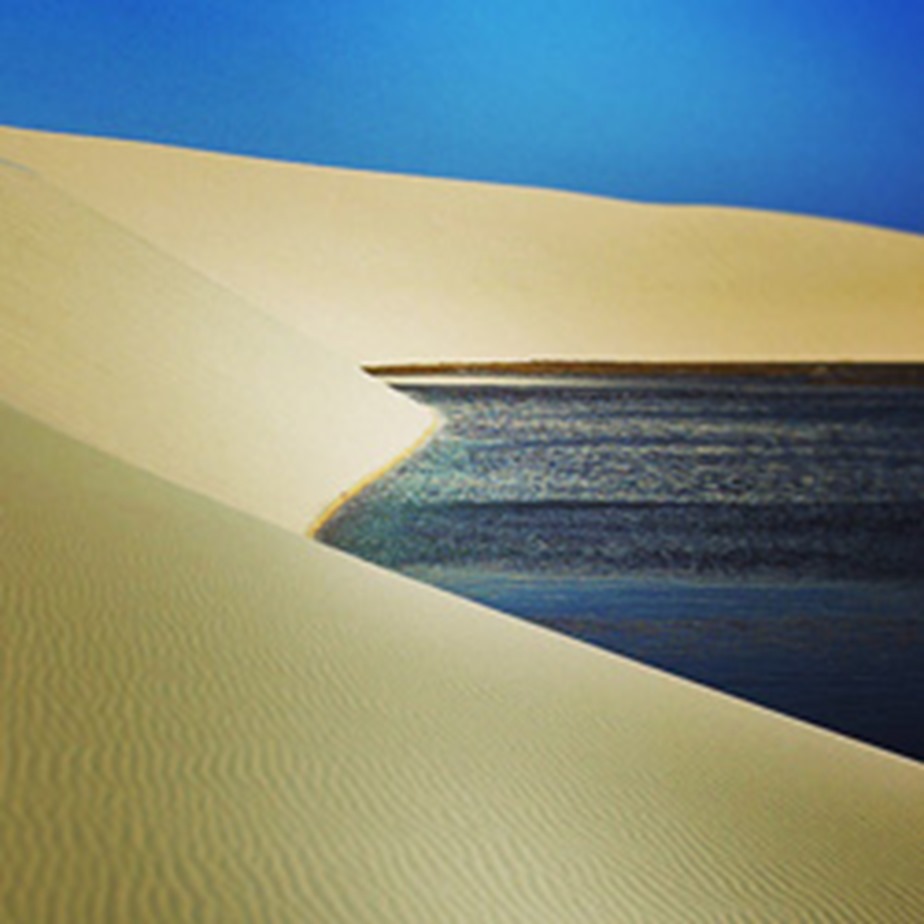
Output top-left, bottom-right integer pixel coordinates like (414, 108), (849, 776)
(1, 1), (922, 231)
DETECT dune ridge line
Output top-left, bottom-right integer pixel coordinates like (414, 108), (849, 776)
(1, 124), (921, 364)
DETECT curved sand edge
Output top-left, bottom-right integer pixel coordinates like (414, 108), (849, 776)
(4, 401), (923, 923)
(308, 410), (443, 537)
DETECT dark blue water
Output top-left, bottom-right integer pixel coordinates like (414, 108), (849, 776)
(318, 376), (924, 762)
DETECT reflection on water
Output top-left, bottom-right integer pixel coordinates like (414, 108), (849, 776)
(318, 377), (924, 761)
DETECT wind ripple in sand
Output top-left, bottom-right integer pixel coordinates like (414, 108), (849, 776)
(4, 403), (924, 922)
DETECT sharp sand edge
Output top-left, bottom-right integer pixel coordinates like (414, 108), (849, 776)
(0, 162), (430, 532)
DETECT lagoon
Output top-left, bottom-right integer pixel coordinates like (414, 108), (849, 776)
(318, 375), (924, 761)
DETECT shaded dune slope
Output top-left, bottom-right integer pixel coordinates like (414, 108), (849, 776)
(0, 163), (429, 530)
(0, 126), (922, 362)
(4, 403), (924, 923)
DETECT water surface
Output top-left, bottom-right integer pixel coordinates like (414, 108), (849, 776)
(319, 376), (924, 761)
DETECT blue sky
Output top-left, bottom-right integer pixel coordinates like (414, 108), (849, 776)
(1, 0), (922, 232)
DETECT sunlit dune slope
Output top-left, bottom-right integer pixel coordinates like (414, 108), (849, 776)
(4, 402), (924, 923)
(1, 125), (921, 363)
(0, 162), (430, 531)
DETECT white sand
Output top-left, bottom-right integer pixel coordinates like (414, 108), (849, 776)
(2, 129), (924, 921)
(0, 162), (431, 530)
(1, 125), (922, 363)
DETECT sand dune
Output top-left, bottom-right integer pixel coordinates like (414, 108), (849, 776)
(0, 161), (430, 530)
(0, 125), (921, 363)
(5, 403), (924, 922)
(3, 128), (924, 921)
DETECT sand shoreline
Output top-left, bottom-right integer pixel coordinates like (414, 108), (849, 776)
(366, 359), (924, 387)
(308, 409), (443, 537)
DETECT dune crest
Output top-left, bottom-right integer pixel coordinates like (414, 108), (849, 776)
(0, 125), (922, 363)
(0, 162), (430, 531)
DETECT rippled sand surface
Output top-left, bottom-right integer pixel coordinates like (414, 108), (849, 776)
(5, 403), (924, 922)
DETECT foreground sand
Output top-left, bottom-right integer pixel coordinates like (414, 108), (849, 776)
(6, 402), (924, 922)
(3, 131), (924, 921)
(1, 125), (922, 363)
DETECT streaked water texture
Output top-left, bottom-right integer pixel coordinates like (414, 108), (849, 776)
(319, 377), (924, 761)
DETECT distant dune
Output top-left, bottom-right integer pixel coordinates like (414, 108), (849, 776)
(2, 128), (924, 921)
(1, 125), (922, 364)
